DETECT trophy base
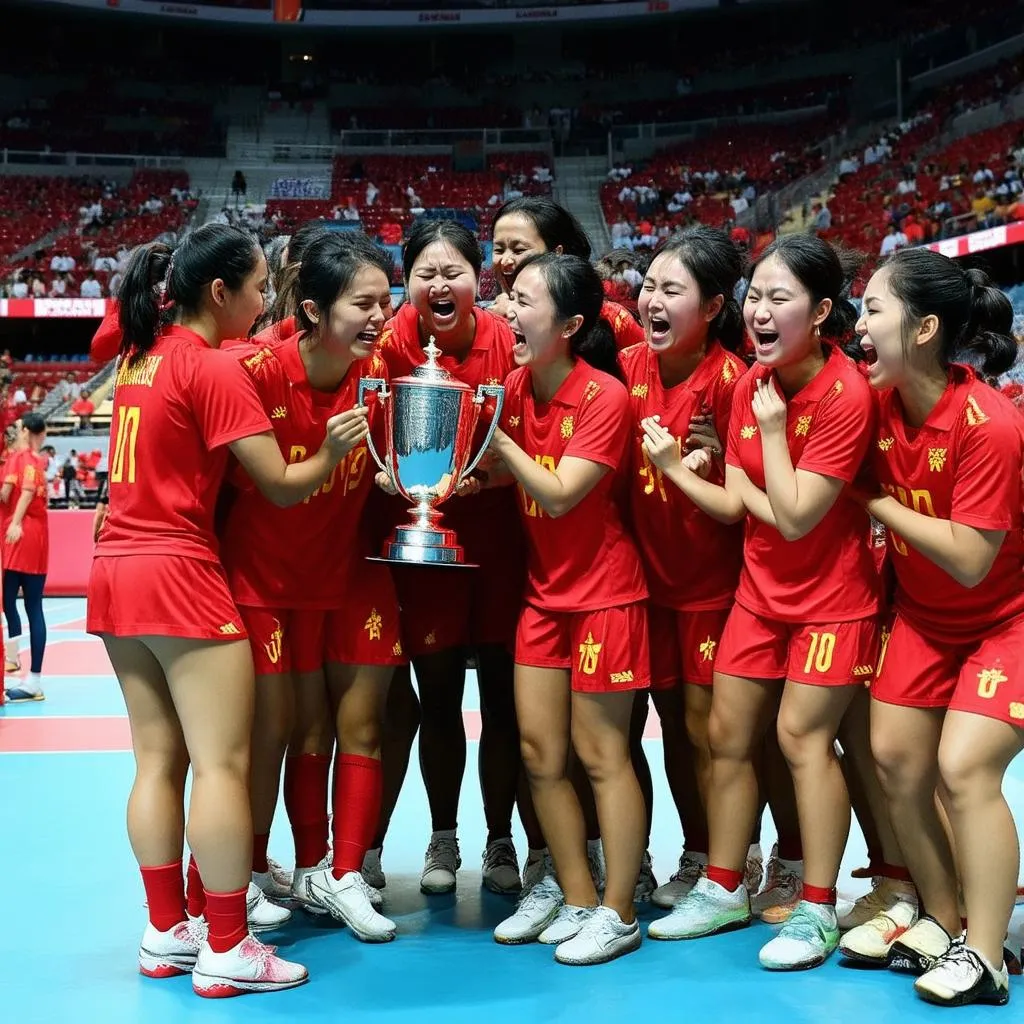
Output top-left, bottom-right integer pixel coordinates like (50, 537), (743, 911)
(369, 525), (478, 568)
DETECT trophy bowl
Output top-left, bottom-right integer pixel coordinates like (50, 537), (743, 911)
(359, 338), (504, 566)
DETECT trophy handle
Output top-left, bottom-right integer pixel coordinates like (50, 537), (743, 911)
(357, 378), (393, 482)
(460, 384), (505, 482)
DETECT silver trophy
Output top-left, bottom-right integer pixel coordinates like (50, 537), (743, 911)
(358, 338), (504, 565)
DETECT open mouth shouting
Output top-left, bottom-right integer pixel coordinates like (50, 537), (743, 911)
(860, 338), (878, 366)
(429, 297), (458, 329)
(354, 327), (380, 349)
(753, 329), (780, 358)
(510, 326), (529, 361)
(648, 316), (671, 345)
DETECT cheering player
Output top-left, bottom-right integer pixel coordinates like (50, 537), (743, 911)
(221, 232), (402, 943)
(644, 235), (881, 971)
(1, 418), (27, 676)
(852, 249), (1022, 1006)
(372, 220), (527, 897)
(489, 253), (648, 966)
(2, 413), (49, 702)
(88, 224), (356, 997)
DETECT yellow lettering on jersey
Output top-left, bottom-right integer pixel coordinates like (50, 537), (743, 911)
(115, 355), (163, 389)
(699, 637), (717, 662)
(364, 609), (383, 641)
(883, 485), (936, 556)
(264, 618), (284, 665)
(110, 405), (141, 484)
(584, 381), (601, 402)
(342, 447), (368, 496)
(639, 445), (672, 502)
(578, 632), (602, 676)
(521, 454), (557, 517)
(977, 667), (1008, 699)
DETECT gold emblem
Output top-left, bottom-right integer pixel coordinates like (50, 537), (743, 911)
(486, 377), (501, 386)
(243, 348), (272, 371)
(1010, 702), (1024, 720)
(630, 383), (649, 399)
(219, 622), (242, 636)
(424, 630), (436, 647)
(610, 670), (634, 683)
(584, 380), (601, 402)
(721, 360), (736, 383)
(832, 380), (844, 395)
(578, 632), (602, 676)
(794, 415), (812, 438)
(560, 415), (575, 439)
(364, 609), (383, 641)
(264, 618), (284, 665)
(392, 641), (404, 658)
(271, 406), (287, 420)
(378, 328), (393, 349)
(977, 667), (1008, 699)
(965, 395), (989, 426)
(699, 636), (717, 663)
(508, 415), (521, 428)
(877, 437), (894, 452)
(927, 448), (947, 472)
(740, 424), (758, 440)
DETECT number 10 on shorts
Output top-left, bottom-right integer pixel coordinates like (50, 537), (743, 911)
(803, 630), (836, 675)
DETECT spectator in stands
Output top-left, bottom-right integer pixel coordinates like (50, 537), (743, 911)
(48, 273), (67, 298)
(80, 271), (103, 299)
(13, 384), (27, 406)
(61, 449), (84, 509)
(231, 170), (247, 199)
(71, 389), (95, 432)
(809, 201), (832, 235)
(973, 163), (995, 185)
(365, 180), (379, 206)
(896, 171), (918, 196)
(59, 372), (82, 402)
(30, 275), (45, 299)
(28, 382), (44, 406)
(879, 223), (908, 256)
(838, 153), (859, 180)
(11, 273), (28, 299)
(972, 188), (997, 226)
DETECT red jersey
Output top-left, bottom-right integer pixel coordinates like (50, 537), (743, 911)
(4, 449), (49, 575)
(221, 334), (387, 609)
(96, 325), (271, 562)
(1, 448), (26, 528)
(501, 359), (647, 613)
(603, 300), (645, 351)
(873, 365), (1024, 642)
(725, 345), (880, 623)
(91, 299), (122, 363)
(378, 302), (520, 561)
(252, 316), (297, 346)
(622, 341), (746, 610)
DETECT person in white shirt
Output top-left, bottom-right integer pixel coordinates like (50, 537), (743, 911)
(365, 182), (379, 206)
(49, 254), (62, 273)
(12, 275), (28, 299)
(896, 174), (917, 195)
(80, 273), (103, 299)
(730, 193), (749, 215)
(864, 144), (879, 166)
(973, 164), (994, 184)
(341, 201), (360, 222)
(879, 225), (908, 256)
(13, 387), (27, 405)
(49, 275), (67, 297)
(838, 155), (859, 178)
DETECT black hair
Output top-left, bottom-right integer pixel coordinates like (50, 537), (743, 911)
(402, 220), (482, 280)
(22, 412), (45, 435)
(119, 224), (261, 363)
(288, 220), (331, 266)
(513, 253), (624, 382)
(294, 232), (394, 335)
(255, 222), (331, 332)
(494, 197), (592, 260)
(652, 227), (745, 353)
(882, 248), (1017, 380)
(749, 233), (864, 358)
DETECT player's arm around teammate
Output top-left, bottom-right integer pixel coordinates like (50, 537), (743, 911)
(854, 249), (1023, 1005)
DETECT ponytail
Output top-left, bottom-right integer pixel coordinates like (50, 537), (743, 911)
(963, 267), (1018, 380)
(572, 317), (624, 383)
(118, 242), (172, 364)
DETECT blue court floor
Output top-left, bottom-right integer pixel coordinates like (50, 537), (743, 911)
(1, 598), (1022, 1024)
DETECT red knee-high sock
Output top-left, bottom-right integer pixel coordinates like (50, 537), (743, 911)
(331, 753), (382, 879)
(141, 860), (186, 932)
(204, 888), (248, 953)
(252, 833), (270, 874)
(284, 753), (331, 869)
(186, 854), (207, 919)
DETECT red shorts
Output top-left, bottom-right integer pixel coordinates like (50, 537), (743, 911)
(4, 516), (48, 575)
(873, 612), (1024, 726)
(648, 604), (732, 689)
(716, 603), (880, 687)
(515, 601), (650, 693)
(87, 555), (246, 641)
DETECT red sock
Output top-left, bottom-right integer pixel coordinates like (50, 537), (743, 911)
(706, 864), (744, 892)
(777, 835), (803, 862)
(685, 829), (709, 855)
(140, 860), (185, 932)
(252, 833), (270, 874)
(331, 753), (383, 879)
(204, 888), (248, 953)
(186, 854), (206, 919)
(284, 754), (331, 869)
(802, 882), (837, 906)
(879, 861), (913, 883)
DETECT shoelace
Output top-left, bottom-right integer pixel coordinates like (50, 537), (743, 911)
(484, 842), (518, 871)
(425, 837), (459, 871)
(670, 856), (704, 885)
(354, 874), (382, 906)
(777, 903), (831, 946)
(240, 937), (279, 973)
(931, 943), (983, 985)
(517, 876), (562, 913)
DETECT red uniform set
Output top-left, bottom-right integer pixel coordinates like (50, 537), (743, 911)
(220, 333), (404, 675)
(2, 449), (49, 576)
(376, 302), (524, 656)
(87, 326), (271, 639)
(501, 359), (649, 692)
(720, 345), (882, 685)
(622, 341), (747, 687)
(602, 299), (646, 351)
(871, 366), (1024, 727)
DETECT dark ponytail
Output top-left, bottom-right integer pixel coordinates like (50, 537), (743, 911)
(119, 224), (261, 363)
(253, 220), (331, 333)
(653, 226), (745, 352)
(883, 250), (1018, 382)
(515, 252), (624, 382)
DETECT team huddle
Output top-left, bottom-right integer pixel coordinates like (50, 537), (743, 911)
(85, 196), (1024, 1006)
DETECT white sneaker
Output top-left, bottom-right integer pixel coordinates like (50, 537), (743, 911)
(252, 864), (292, 902)
(915, 944), (1010, 1007)
(634, 850), (657, 903)
(751, 849), (803, 924)
(759, 900), (840, 971)
(482, 837), (522, 895)
(587, 839), (606, 893)
(493, 874), (563, 945)
(652, 851), (707, 910)
(840, 901), (919, 965)
(887, 915), (955, 975)
(838, 876), (917, 931)
(421, 831), (461, 894)
(554, 905), (641, 966)
(538, 904), (596, 945)
(246, 882), (290, 931)
(192, 934), (308, 997)
(138, 917), (208, 978)
(303, 868), (397, 942)
(361, 847), (386, 890)
(291, 858), (331, 915)
(648, 876), (750, 940)
(522, 849), (548, 892)
(744, 843), (764, 894)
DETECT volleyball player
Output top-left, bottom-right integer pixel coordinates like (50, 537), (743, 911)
(372, 220), (526, 897)
(644, 235), (881, 971)
(221, 232), (402, 943)
(2, 413), (48, 702)
(489, 253), (648, 965)
(1, 418), (27, 676)
(88, 224), (360, 997)
(850, 249), (1022, 1006)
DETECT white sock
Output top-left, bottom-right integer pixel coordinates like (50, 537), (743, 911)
(779, 857), (804, 874)
(5, 637), (18, 664)
(25, 672), (42, 695)
(747, 842), (763, 861)
(587, 838), (603, 856)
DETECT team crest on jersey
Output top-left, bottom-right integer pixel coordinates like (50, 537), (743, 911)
(927, 448), (947, 472)
(964, 395), (989, 426)
(794, 415), (812, 438)
(560, 416), (575, 439)
(977, 667), (1007, 699)
(584, 380), (601, 402)
(740, 424), (758, 440)
(271, 406), (287, 419)
(699, 637), (717, 662)
(877, 437), (894, 452)
(631, 384), (649, 399)
(264, 619), (284, 665)
(486, 377), (501, 386)
(243, 348), (273, 372)
(578, 632), (602, 675)
(508, 415), (521, 428)
(364, 609), (383, 641)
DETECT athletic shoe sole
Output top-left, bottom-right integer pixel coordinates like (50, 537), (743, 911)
(192, 972), (308, 998)
(648, 914), (751, 941)
(482, 877), (523, 896)
(138, 951), (197, 978)
(555, 931), (642, 966)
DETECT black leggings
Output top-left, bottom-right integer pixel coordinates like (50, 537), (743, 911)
(3, 570), (46, 673)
